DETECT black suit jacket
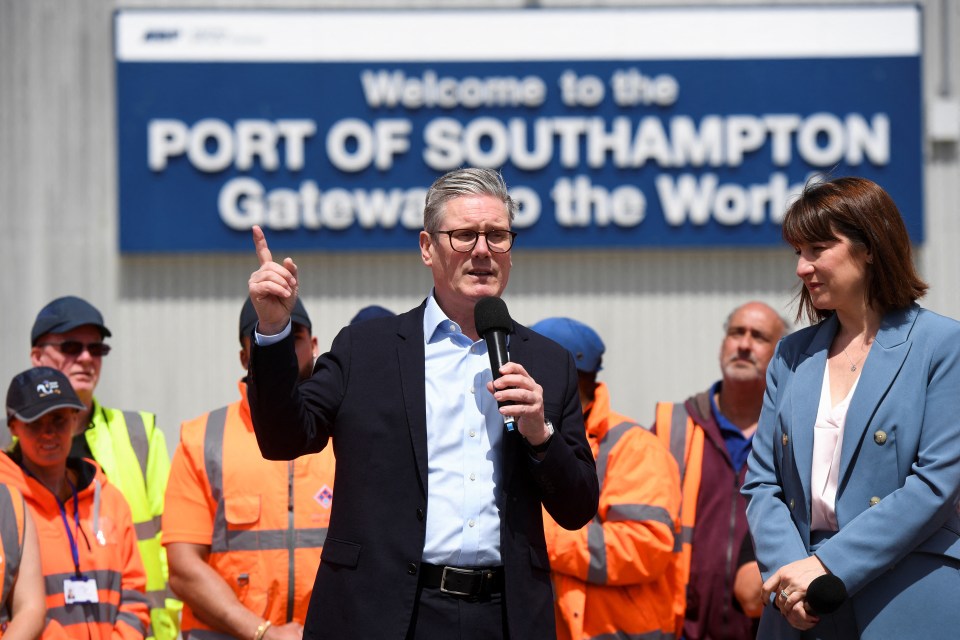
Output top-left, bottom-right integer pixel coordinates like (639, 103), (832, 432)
(248, 300), (599, 639)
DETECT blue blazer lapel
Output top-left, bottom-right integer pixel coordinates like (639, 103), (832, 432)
(791, 316), (837, 506)
(838, 306), (917, 490)
(397, 302), (429, 494)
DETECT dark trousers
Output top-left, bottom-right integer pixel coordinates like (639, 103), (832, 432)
(405, 584), (508, 640)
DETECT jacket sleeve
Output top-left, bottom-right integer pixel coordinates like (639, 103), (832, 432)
(533, 351), (600, 531)
(545, 428), (680, 585)
(742, 340), (811, 581)
(248, 329), (346, 460)
(114, 496), (151, 640)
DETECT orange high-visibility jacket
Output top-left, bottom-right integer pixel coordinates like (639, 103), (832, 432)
(163, 381), (336, 638)
(0, 483), (27, 636)
(0, 452), (150, 640)
(544, 382), (682, 640)
(652, 401), (705, 638)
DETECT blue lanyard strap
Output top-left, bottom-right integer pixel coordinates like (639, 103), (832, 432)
(24, 467), (82, 576)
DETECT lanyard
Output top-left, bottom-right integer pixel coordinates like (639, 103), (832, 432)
(25, 467), (83, 576)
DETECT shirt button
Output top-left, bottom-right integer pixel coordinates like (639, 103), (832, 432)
(448, 323), (456, 332)
(468, 519), (476, 528)
(470, 473), (476, 481)
(470, 387), (475, 394)
(407, 563), (418, 575)
(469, 430), (476, 438)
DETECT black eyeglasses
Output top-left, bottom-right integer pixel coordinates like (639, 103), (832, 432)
(435, 229), (517, 254)
(37, 341), (111, 357)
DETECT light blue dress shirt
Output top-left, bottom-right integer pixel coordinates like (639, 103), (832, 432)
(257, 293), (506, 567)
(421, 293), (504, 567)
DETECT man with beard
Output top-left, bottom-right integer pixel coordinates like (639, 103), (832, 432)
(650, 301), (787, 640)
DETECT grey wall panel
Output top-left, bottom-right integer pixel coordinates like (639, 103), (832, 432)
(2, 0), (958, 450)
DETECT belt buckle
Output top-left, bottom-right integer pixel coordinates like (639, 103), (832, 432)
(440, 566), (478, 597)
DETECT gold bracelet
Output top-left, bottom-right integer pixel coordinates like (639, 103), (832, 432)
(254, 620), (272, 640)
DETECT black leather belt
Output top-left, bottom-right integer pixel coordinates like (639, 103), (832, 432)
(420, 563), (504, 597)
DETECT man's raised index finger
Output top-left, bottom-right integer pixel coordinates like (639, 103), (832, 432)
(252, 225), (273, 265)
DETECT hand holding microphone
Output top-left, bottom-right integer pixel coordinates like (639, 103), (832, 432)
(474, 296), (516, 432)
(474, 297), (550, 446)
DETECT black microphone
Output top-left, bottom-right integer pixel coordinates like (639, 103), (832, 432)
(805, 574), (847, 615)
(474, 296), (516, 432)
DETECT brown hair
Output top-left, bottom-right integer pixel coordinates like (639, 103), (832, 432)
(782, 176), (927, 324)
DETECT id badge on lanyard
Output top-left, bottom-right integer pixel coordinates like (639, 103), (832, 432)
(64, 576), (99, 604)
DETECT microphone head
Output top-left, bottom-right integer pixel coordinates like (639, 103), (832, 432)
(806, 574), (847, 615)
(474, 297), (512, 337)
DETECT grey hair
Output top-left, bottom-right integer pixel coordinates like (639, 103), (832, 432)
(723, 301), (792, 337)
(423, 168), (517, 234)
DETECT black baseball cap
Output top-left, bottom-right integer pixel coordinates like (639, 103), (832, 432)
(31, 296), (111, 346)
(6, 367), (85, 422)
(239, 296), (312, 341)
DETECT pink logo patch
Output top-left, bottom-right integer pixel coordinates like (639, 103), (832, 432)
(315, 485), (333, 509)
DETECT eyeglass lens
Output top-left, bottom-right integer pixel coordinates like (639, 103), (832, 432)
(40, 341), (111, 357)
(447, 230), (514, 252)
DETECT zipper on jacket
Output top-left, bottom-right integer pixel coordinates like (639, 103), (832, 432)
(286, 461), (296, 623)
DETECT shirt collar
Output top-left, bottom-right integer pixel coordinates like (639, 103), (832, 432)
(709, 380), (750, 442)
(423, 290), (462, 344)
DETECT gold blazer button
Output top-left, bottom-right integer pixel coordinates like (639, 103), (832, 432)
(869, 496), (881, 506)
(874, 430), (888, 445)
(782, 433), (789, 446)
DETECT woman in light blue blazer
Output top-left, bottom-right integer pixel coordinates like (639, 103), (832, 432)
(742, 177), (960, 639)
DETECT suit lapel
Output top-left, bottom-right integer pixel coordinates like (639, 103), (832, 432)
(837, 306), (917, 490)
(397, 303), (429, 493)
(791, 316), (837, 504)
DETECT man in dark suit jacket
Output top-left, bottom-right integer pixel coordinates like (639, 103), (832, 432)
(245, 168), (599, 640)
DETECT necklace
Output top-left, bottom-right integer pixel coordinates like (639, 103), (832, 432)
(841, 340), (870, 372)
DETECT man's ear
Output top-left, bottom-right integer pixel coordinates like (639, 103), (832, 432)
(419, 231), (434, 267)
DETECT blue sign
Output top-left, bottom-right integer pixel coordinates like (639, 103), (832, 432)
(115, 7), (923, 252)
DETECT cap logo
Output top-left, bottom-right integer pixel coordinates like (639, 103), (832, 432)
(36, 380), (63, 397)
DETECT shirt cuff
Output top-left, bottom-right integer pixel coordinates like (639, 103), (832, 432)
(255, 320), (292, 345)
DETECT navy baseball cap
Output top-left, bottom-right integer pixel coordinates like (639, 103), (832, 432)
(530, 317), (605, 373)
(6, 367), (85, 422)
(31, 296), (111, 346)
(349, 305), (395, 325)
(239, 296), (312, 341)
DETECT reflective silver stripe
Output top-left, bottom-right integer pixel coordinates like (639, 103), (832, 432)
(668, 404), (689, 484)
(145, 588), (169, 609)
(188, 630), (237, 640)
(46, 602), (120, 626)
(585, 520), (607, 585)
(0, 485), (22, 623)
(123, 588), (152, 608)
(607, 504), (674, 530)
(595, 420), (635, 492)
(203, 407), (229, 553)
(123, 410), (150, 478)
(674, 525), (694, 552)
(44, 569), (122, 595)
(117, 610), (148, 635)
(135, 516), (163, 541)
(219, 527), (328, 553)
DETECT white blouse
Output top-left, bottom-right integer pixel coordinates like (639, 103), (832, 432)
(810, 363), (861, 532)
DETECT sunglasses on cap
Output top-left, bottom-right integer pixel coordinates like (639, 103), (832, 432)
(36, 340), (112, 357)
